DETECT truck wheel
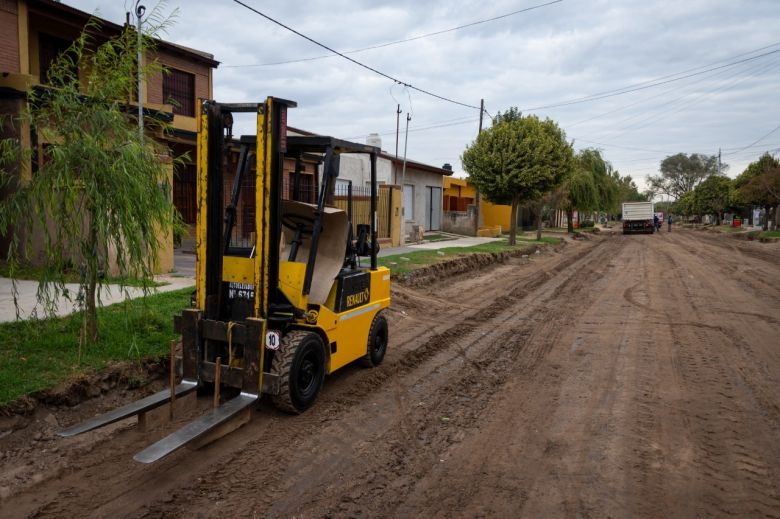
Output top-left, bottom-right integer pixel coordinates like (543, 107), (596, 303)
(271, 331), (326, 414)
(360, 312), (388, 368)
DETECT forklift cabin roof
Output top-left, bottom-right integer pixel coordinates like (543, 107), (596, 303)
(239, 135), (381, 160)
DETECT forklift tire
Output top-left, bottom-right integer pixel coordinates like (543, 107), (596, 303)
(271, 331), (326, 414)
(360, 312), (388, 368)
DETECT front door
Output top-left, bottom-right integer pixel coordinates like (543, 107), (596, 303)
(425, 186), (442, 231)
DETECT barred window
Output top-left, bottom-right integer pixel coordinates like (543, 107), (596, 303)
(163, 68), (195, 117)
(39, 33), (73, 84)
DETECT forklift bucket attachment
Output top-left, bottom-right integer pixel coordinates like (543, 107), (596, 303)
(133, 392), (258, 464)
(57, 379), (198, 437)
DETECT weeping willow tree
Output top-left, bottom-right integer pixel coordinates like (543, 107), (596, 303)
(557, 166), (599, 233)
(0, 14), (177, 347)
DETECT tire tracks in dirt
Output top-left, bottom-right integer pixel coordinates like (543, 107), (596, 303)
(654, 233), (780, 518)
(140, 239), (617, 518)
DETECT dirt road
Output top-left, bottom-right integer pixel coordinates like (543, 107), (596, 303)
(2, 229), (779, 517)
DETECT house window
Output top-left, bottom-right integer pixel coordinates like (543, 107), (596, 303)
(403, 184), (414, 220)
(163, 68), (195, 116)
(173, 163), (197, 224)
(39, 33), (73, 84)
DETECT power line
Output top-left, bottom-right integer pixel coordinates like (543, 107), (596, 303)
(230, 0), (482, 110)
(568, 50), (780, 132)
(724, 125), (780, 155)
(224, 0), (563, 68)
(593, 53), (780, 141)
(521, 47), (780, 112)
(344, 115), (479, 140)
(571, 138), (673, 155)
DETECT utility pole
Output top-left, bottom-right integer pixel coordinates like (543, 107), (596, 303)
(400, 112), (411, 245)
(135, 1), (146, 141)
(718, 148), (722, 175)
(474, 98), (484, 236)
(395, 103), (401, 158)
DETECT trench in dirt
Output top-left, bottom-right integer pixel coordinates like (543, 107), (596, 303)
(2, 231), (779, 518)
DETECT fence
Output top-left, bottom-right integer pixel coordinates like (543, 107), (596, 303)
(333, 184), (393, 240)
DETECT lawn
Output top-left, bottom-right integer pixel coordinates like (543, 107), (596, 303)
(0, 287), (193, 405)
(378, 237), (560, 276)
(759, 230), (780, 238)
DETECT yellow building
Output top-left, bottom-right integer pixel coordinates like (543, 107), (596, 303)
(443, 177), (476, 211)
(442, 177), (509, 237)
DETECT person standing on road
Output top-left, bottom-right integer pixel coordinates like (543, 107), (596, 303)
(654, 214), (659, 233)
(668, 214), (673, 232)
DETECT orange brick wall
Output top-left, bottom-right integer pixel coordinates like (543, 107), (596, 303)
(0, 1), (19, 73)
(147, 48), (210, 105)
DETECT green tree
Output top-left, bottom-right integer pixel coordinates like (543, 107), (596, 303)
(462, 111), (574, 244)
(615, 173), (646, 204)
(673, 190), (697, 218)
(0, 20), (175, 347)
(556, 157), (598, 233)
(735, 152), (780, 230)
(647, 153), (724, 200)
(694, 175), (733, 225)
(578, 149), (619, 215)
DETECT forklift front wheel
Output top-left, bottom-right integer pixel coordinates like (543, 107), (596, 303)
(271, 331), (326, 414)
(360, 312), (388, 368)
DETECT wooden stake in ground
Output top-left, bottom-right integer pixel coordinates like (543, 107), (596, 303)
(214, 356), (221, 408)
(169, 340), (176, 420)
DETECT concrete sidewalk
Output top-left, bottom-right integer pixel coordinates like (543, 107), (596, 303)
(0, 275), (195, 323)
(1, 237), (502, 322)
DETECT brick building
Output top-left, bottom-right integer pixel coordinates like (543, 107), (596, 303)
(0, 0), (219, 241)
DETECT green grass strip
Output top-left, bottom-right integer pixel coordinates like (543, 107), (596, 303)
(0, 287), (193, 405)
(378, 237), (560, 276)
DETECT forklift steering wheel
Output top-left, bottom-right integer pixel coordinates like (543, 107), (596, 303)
(282, 213), (315, 236)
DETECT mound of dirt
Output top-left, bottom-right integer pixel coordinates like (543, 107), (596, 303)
(0, 358), (169, 418)
(397, 243), (557, 287)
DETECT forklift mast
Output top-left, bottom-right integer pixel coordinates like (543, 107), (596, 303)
(197, 98), (380, 323)
(197, 97), (296, 322)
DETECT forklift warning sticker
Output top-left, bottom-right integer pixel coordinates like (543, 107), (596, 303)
(265, 330), (281, 350)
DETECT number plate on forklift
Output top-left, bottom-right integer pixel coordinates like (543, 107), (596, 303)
(265, 330), (281, 350)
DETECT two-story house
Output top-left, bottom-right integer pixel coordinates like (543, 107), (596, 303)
(0, 0), (218, 270)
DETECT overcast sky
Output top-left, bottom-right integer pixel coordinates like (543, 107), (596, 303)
(67, 0), (780, 192)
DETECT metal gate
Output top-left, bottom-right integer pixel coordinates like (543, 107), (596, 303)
(425, 186), (442, 231)
(333, 184), (392, 239)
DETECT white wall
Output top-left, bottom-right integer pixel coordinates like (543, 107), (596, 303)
(337, 154), (392, 187)
(393, 164), (444, 233)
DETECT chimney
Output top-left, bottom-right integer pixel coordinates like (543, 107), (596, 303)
(367, 133), (382, 150)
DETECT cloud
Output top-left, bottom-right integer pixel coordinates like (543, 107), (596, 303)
(68, 0), (780, 188)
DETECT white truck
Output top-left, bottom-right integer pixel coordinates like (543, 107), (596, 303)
(622, 201), (655, 234)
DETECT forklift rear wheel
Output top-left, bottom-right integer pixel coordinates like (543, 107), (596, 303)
(360, 312), (388, 368)
(271, 331), (326, 414)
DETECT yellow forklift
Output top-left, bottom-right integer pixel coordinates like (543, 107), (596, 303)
(59, 97), (391, 462)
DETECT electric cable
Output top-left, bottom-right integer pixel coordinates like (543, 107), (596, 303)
(521, 47), (780, 112)
(596, 54), (780, 140)
(230, 0), (482, 109)
(724, 124), (780, 156)
(566, 49), (780, 131)
(224, 0), (563, 68)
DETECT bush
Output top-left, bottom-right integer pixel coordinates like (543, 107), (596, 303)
(579, 220), (595, 228)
